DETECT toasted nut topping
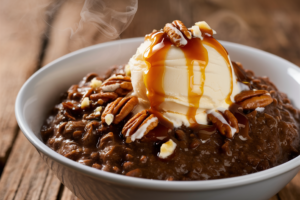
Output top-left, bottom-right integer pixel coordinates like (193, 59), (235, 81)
(159, 139), (177, 159)
(125, 64), (131, 77)
(105, 114), (114, 125)
(81, 97), (90, 108)
(122, 110), (159, 142)
(207, 110), (238, 138)
(191, 25), (203, 40)
(172, 20), (192, 39)
(238, 94), (273, 110)
(101, 75), (133, 96)
(195, 21), (216, 34)
(90, 92), (118, 102)
(102, 84), (120, 92)
(84, 106), (103, 120)
(102, 96), (138, 124)
(90, 78), (102, 89)
(164, 23), (187, 47)
(224, 110), (239, 133)
(95, 106), (102, 113)
(234, 90), (268, 102)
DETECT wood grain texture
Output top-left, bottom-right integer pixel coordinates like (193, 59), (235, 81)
(0, 0), (55, 164)
(61, 188), (79, 200)
(0, 133), (61, 200)
(278, 173), (300, 200)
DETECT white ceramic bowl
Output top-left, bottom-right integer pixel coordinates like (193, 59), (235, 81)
(16, 38), (300, 200)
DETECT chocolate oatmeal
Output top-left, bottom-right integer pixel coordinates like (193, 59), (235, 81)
(41, 63), (300, 180)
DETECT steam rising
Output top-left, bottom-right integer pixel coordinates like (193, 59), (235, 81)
(77, 0), (138, 39)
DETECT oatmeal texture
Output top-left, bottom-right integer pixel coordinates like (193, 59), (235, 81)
(41, 64), (300, 180)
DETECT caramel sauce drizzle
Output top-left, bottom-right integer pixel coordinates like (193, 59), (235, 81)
(144, 32), (173, 127)
(201, 30), (233, 105)
(143, 27), (234, 127)
(181, 38), (208, 127)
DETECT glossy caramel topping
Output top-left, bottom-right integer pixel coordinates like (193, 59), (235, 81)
(143, 24), (234, 127)
(143, 32), (172, 125)
(181, 38), (208, 127)
(202, 35), (233, 104)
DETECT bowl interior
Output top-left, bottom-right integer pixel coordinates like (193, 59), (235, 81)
(16, 38), (300, 189)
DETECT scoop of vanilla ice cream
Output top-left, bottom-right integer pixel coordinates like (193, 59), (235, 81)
(129, 24), (241, 127)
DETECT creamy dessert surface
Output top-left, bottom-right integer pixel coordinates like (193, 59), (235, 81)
(41, 20), (300, 180)
(129, 21), (242, 132)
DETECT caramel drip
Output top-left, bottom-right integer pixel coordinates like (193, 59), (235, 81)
(202, 33), (233, 104)
(143, 32), (173, 127)
(180, 38), (208, 127)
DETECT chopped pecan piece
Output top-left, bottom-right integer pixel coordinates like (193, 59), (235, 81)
(122, 110), (159, 143)
(90, 92), (118, 102)
(207, 110), (239, 138)
(234, 90), (268, 102)
(238, 94), (273, 110)
(164, 22), (188, 47)
(101, 75), (133, 96)
(223, 110), (239, 132)
(234, 89), (273, 110)
(172, 20), (192, 39)
(101, 96), (138, 124)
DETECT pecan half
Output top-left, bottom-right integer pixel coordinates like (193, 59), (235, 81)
(90, 92), (118, 102)
(122, 110), (159, 143)
(238, 94), (273, 110)
(223, 110), (239, 132)
(101, 75), (133, 96)
(101, 96), (138, 124)
(207, 110), (239, 138)
(234, 90), (268, 102)
(164, 22), (188, 47)
(172, 20), (192, 39)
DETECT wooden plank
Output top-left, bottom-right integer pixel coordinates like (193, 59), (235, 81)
(278, 173), (300, 200)
(0, 132), (61, 200)
(0, 0), (55, 164)
(0, 0), (63, 199)
(39, 171), (63, 200)
(61, 188), (79, 200)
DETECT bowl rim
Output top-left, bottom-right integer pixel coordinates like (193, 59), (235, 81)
(15, 37), (300, 191)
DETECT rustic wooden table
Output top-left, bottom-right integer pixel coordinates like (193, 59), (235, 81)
(0, 0), (299, 199)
